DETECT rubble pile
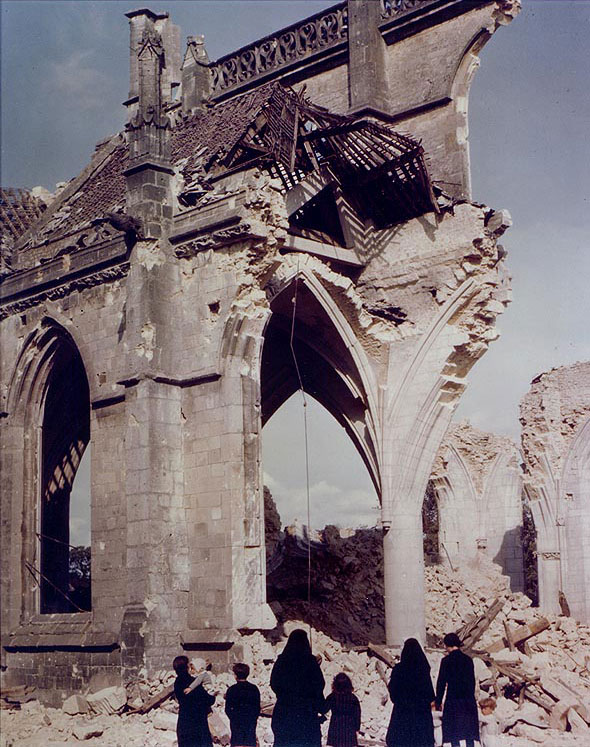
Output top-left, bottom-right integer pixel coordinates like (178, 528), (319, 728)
(267, 524), (386, 644)
(3, 539), (590, 745)
(267, 522), (523, 646)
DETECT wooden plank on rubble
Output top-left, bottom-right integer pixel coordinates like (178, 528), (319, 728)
(128, 683), (174, 713)
(457, 597), (505, 650)
(479, 655), (555, 716)
(503, 620), (516, 651)
(367, 643), (398, 669)
(486, 617), (550, 653)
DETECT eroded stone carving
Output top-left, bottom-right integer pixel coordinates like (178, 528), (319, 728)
(0, 264), (130, 320)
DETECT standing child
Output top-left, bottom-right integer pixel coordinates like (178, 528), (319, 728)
(225, 663), (261, 747)
(324, 673), (362, 747)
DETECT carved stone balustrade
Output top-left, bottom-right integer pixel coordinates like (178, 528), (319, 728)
(210, 3), (348, 96)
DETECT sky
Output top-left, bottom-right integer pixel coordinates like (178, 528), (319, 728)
(2, 1), (589, 540)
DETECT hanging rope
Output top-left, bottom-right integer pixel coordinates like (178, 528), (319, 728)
(288, 266), (314, 648)
(36, 531), (86, 551)
(24, 559), (87, 613)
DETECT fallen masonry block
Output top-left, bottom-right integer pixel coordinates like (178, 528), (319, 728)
(550, 701), (575, 731)
(208, 711), (231, 745)
(567, 706), (590, 734)
(540, 671), (587, 711)
(72, 722), (104, 740)
(549, 700), (590, 731)
(260, 700), (274, 717)
(367, 644), (398, 669)
(86, 685), (127, 715)
(62, 694), (89, 715)
(152, 709), (178, 731)
(0, 684), (37, 707)
(375, 660), (389, 687)
(128, 682), (174, 713)
(510, 722), (548, 743)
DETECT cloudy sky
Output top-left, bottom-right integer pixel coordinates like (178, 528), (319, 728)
(2, 1), (589, 540)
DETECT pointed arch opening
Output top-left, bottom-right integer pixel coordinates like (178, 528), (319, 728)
(422, 480), (440, 565)
(39, 335), (91, 613)
(260, 276), (382, 643)
(261, 276), (379, 488)
(561, 418), (590, 622)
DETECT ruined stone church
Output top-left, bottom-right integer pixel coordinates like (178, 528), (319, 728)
(1, 0), (524, 700)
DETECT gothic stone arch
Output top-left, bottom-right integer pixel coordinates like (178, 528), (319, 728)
(1, 319), (91, 634)
(0, 0), (519, 697)
(431, 422), (524, 591)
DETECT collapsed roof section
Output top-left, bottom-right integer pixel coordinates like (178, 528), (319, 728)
(176, 82), (438, 229)
(12, 82), (436, 253)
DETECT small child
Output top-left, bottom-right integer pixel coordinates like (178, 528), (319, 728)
(183, 658), (214, 696)
(225, 663), (261, 747)
(479, 696), (501, 747)
(324, 673), (361, 747)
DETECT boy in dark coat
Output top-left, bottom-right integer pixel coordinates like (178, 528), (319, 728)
(225, 662), (261, 747)
(435, 633), (480, 747)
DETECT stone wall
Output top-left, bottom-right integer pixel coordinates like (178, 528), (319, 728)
(520, 362), (590, 623)
(431, 420), (524, 591)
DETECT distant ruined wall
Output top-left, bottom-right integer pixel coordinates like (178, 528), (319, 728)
(520, 362), (590, 622)
(431, 421), (524, 591)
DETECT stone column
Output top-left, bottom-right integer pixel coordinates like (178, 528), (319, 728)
(122, 378), (187, 672)
(347, 0), (388, 115)
(383, 504), (425, 645)
(537, 549), (562, 616)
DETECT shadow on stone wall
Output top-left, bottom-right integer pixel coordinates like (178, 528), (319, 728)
(493, 526), (524, 595)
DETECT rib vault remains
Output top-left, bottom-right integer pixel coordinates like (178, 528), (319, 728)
(0, 0), (520, 700)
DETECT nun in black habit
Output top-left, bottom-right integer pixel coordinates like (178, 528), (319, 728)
(386, 637), (435, 747)
(435, 633), (480, 747)
(173, 655), (216, 747)
(270, 628), (326, 747)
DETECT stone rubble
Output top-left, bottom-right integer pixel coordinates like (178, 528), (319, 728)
(2, 553), (590, 746)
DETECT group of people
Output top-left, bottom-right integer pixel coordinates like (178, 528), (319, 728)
(173, 629), (493, 747)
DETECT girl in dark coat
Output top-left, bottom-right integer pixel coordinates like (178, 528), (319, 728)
(173, 655), (216, 747)
(435, 633), (480, 747)
(386, 637), (435, 747)
(270, 628), (326, 747)
(324, 673), (361, 747)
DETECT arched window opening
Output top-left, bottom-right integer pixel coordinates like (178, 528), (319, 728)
(263, 394), (380, 645)
(259, 280), (382, 643)
(68, 445), (92, 611)
(521, 494), (538, 607)
(422, 480), (440, 565)
(40, 343), (91, 613)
